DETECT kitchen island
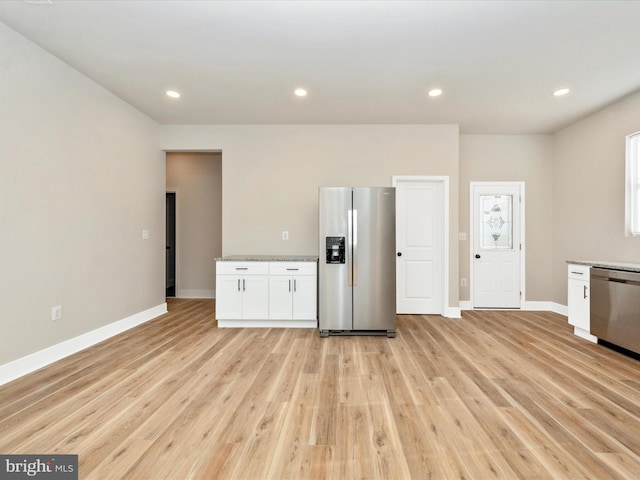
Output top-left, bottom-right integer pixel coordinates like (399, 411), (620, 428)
(215, 255), (318, 328)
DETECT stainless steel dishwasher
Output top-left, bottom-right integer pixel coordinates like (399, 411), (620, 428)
(590, 267), (640, 355)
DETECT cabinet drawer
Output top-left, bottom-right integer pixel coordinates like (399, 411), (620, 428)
(568, 264), (590, 280)
(216, 261), (269, 275)
(269, 262), (317, 276)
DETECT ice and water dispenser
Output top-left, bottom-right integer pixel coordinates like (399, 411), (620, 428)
(325, 237), (345, 264)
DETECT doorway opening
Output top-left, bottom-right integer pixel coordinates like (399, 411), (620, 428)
(165, 152), (222, 299)
(166, 191), (176, 297)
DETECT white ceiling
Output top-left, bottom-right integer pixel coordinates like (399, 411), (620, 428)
(2, 0), (640, 134)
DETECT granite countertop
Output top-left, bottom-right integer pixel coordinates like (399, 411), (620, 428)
(567, 260), (640, 273)
(216, 255), (318, 262)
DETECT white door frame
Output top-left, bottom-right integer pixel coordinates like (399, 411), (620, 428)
(393, 176), (454, 317)
(469, 181), (526, 309)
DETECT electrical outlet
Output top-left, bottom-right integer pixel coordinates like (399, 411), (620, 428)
(52, 305), (62, 321)
(282, 231), (289, 240)
(460, 278), (467, 287)
(459, 232), (467, 241)
(142, 229), (150, 240)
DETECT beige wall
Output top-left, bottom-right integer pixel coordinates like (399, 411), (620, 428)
(159, 124), (461, 307)
(0, 23), (165, 365)
(166, 152), (222, 297)
(551, 91), (640, 304)
(459, 135), (555, 302)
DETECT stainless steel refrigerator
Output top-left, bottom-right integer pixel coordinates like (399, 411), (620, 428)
(318, 187), (396, 337)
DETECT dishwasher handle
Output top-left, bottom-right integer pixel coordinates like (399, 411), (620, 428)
(591, 267), (640, 287)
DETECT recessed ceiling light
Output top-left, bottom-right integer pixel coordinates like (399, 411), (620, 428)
(428, 88), (443, 97)
(553, 88), (570, 97)
(166, 90), (181, 98)
(294, 88), (308, 97)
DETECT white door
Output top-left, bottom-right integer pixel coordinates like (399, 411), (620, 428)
(471, 183), (522, 308)
(394, 178), (444, 314)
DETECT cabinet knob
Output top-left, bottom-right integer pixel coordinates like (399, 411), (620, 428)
(475, 254), (481, 259)
(397, 252), (402, 257)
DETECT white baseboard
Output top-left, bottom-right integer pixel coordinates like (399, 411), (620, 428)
(458, 300), (567, 316)
(0, 303), (167, 387)
(178, 289), (215, 299)
(524, 301), (567, 316)
(552, 302), (568, 316)
(443, 306), (462, 318)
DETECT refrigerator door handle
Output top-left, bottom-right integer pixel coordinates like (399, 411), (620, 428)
(352, 209), (358, 286)
(348, 209), (353, 286)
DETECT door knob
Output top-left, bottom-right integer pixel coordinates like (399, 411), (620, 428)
(475, 254), (481, 259)
(397, 252), (402, 257)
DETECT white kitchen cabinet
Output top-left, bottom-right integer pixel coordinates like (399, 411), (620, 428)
(216, 258), (317, 328)
(269, 262), (317, 322)
(567, 264), (597, 343)
(216, 262), (269, 324)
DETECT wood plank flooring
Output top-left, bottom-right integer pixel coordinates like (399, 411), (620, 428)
(1, 299), (639, 479)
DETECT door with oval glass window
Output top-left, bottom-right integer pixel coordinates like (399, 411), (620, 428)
(471, 183), (523, 308)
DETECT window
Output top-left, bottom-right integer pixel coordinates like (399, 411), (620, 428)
(626, 132), (640, 236)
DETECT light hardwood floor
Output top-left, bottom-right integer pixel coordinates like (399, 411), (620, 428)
(1, 299), (639, 479)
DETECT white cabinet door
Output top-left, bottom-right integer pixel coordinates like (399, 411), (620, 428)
(268, 262), (317, 321)
(567, 264), (596, 343)
(269, 275), (317, 320)
(216, 276), (242, 319)
(292, 275), (317, 320)
(217, 261), (269, 320)
(241, 276), (269, 319)
(568, 279), (589, 330)
(269, 276), (293, 319)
